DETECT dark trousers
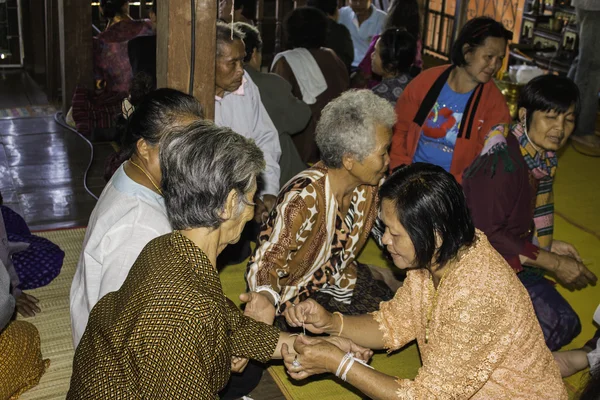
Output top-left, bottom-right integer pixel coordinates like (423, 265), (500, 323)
(218, 360), (264, 400)
(519, 274), (581, 351)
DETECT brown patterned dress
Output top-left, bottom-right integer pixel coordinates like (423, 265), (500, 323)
(68, 232), (280, 399)
(247, 162), (393, 316)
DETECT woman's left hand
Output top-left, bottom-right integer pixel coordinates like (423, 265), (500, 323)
(551, 240), (583, 262)
(282, 335), (343, 380)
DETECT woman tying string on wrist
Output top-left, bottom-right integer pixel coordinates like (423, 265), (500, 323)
(281, 163), (567, 399)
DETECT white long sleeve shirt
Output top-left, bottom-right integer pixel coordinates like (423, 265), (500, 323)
(70, 165), (171, 348)
(214, 71), (281, 197)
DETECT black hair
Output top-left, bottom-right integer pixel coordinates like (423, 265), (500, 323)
(100, 0), (128, 19)
(580, 365), (600, 400)
(284, 7), (328, 50)
(216, 21), (245, 56)
(450, 16), (512, 67)
(305, 0), (338, 16)
(378, 28), (417, 75)
(380, 163), (475, 270)
(104, 87), (203, 181)
(151, 0), (157, 15)
(518, 74), (580, 131)
(385, 0), (420, 40)
(235, 22), (262, 63)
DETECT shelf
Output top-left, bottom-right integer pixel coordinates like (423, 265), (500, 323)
(534, 27), (562, 42)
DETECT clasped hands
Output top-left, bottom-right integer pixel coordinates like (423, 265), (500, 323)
(550, 240), (597, 290)
(236, 294), (372, 379)
(281, 299), (373, 380)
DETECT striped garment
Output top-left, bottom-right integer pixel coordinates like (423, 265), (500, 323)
(246, 162), (380, 314)
(511, 123), (557, 250)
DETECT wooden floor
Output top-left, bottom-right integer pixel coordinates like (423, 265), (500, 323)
(0, 68), (285, 399)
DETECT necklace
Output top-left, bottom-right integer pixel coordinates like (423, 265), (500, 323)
(425, 264), (452, 344)
(129, 160), (162, 195)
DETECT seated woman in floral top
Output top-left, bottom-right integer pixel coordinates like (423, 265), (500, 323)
(463, 75), (597, 350)
(370, 28), (417, 105)
(281, 163), (567, 399)
(246, 90), (401, 325)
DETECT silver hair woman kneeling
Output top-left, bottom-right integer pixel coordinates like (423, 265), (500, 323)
(247, 89), (402, 325)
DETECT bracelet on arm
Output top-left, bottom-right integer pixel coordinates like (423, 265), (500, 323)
(254, 286), (281, 308)
(335, 352), (353, 379)
(333, 311), (344, 336)
(335, 352), (375, 382)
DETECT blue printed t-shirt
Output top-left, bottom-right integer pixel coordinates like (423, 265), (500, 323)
(412, 83), (474, 172)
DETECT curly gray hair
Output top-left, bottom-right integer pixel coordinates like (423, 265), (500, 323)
(160, 120), (265, 230)
(315, 90), (396, 168)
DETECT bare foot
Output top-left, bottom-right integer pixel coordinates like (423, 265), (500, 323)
(553, 349), (589, 377)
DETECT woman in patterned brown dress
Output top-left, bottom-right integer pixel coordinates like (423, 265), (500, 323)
(67, 121), (369, 399)
(247, 90), (402, 325)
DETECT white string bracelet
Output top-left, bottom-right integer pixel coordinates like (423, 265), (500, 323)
(336, 352), (375, 382)
(335, 352), (353, 378)
(254, 286), (281, 308)
(341, 356), (355, 382)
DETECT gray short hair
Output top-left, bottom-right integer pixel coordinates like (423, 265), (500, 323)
(216, 21), (245, 57)
(316, 90), (396, 168)
(160, 120), (265, 230)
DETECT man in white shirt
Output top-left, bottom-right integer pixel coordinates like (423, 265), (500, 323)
(213, 22), (281, 220)
(338, 0), (387, 68)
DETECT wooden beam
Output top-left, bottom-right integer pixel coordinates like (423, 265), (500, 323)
(157, 0), (216, 120)
(58, 0), (92, 113)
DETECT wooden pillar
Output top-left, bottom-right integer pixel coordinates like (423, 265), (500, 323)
(157, 0), (217, 120)
(45, 0), (61, 102)
(58, 0), (92, 113)
(274, 0), (284, 54)
(256, 0), (264, 33)
(138, 0), (147, 19)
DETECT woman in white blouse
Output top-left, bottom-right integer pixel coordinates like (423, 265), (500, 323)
(70, 88), (203, 348)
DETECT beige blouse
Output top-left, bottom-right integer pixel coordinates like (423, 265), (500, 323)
(373, 231), (567, 399)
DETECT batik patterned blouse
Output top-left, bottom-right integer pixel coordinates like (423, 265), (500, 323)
(94, 19), (155, 93)
(247, 162), (379, 313)
(372, 73), (412, 104)
(373, 231), (567, 399)
(68, 232), (280, 399)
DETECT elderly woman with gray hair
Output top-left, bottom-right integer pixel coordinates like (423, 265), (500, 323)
(247, 90), (401, 323)
(67, 121), (368, 398)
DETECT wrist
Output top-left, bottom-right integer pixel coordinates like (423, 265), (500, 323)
(323, 312), (340, 335)
(548, 253), (561, 273)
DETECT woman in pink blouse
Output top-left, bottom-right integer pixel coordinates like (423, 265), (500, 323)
(282, 163), (567, 399)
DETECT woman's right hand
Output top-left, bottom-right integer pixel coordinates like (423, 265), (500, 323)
(554, 255), (597, 290)
(283, 299), (334, 334)
(282, 335), (345, 380)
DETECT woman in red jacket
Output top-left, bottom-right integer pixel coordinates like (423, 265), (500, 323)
(389, 16), (512, 183)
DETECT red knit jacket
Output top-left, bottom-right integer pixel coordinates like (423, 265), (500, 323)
(389, 65), (511, 183)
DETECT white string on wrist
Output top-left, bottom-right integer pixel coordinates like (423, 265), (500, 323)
(254, 286), (281, 308)
(335, 352), (374, 382)
(335, 352), (353, 378)
(341, 357), (355, 382)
